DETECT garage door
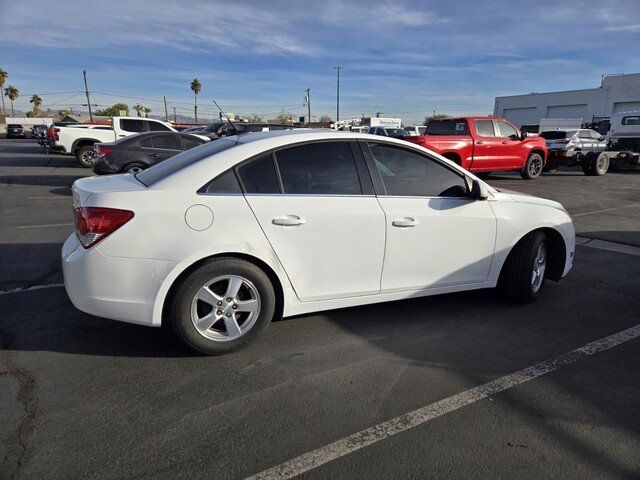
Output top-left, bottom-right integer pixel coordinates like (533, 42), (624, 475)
(503, 107), (538, 128)
(546, 104), (587, 119)
(613, 101), (640, 114)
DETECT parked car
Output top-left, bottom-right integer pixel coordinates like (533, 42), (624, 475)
(404, 125), (427, 136)
(366, 126), (410, 138)
(6, 124), (25, 138)
(182, 126), (206, 133)
(30, 124), (47, 139)
(199, 122), (292, 140)
(403, 117), (548, 179)
(49, 117), (178, 167)
(92, 132), (208, 174)
(540, 129), (608, 157)
(63, 129), (574, 355)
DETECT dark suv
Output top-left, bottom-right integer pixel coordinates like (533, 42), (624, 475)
(199, 122), (292, 140)
(6, 124), (25, 139)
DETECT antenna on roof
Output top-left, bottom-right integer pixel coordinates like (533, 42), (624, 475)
(212, 99), (238, 137)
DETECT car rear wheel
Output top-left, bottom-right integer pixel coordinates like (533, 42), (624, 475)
(75, 145), (96, 167)
(499, 231), (547, 302)
(168, 257), (276, 355)
(520, 153), (544, 180)
(582, 153), (609, 176)
(123, 162), (146, 174)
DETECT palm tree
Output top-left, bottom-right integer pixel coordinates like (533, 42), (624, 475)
(143, 107), (151, 118)
(190, 78), (202, 123)
(4, 85), (19, 116)
(30, 94), (43, 116)
(0, 68), (7, 116)
(133, 104), (144, 117)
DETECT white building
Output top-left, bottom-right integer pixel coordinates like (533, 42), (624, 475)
(493, 73), (640, 128)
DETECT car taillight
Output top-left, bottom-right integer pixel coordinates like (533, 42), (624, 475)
(95, 145), (112, 157)
(53, 128), (60, 141)
(74, 207), (134, 248)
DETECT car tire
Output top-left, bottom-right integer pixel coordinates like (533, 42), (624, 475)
(520, 153), (544, 180)
(122, 162), (147, 174)
(75, 145), (95, 167)
(499, 231), (548, 303)
(584, 153), (609, 176)
(168, 257), (276, 355)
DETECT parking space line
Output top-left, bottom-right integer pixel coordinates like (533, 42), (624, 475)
(16, 223), (73, 229)
(246, 323), (640, 480)
(571, 203), (640, 217)
(0, 283), (64, 296)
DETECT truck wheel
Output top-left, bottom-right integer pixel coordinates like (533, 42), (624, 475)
(520, 153), (544, 180)
(592, 153), (609, 176)
(75, 145), (95, 167)
(498, 231), (547, 303)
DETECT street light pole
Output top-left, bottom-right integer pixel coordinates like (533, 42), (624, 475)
(333, 66), (343, 122)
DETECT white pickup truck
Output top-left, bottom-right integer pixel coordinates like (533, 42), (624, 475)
(50, 117), (177, 166)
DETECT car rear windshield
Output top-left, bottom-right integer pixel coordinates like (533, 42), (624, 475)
(425, 120), (469, 135)
(539, 131), (573, 140)
(135, 139), (237, 186)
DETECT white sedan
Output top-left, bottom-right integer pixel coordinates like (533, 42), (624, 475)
(62, 130), (575, 354)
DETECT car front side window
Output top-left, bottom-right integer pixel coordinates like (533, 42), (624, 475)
(368, 143), (468, 198)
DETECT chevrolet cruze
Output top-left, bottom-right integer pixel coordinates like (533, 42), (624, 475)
(62, 130), (575, 354)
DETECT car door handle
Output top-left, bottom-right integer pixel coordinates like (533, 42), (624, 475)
(149, 153), (160, 158)
(272, 215), (306, 227)
(392, 218), (419, 228)
(501, 141), (508, 145)
(476, 141), (483, 145)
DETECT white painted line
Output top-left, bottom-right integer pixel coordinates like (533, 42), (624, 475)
(0, 283), (64, 296)
(571, 202), (640, 217)
(247, 323), (640, 480)
(584, 239), (640, 257)
(16, 223), (73, 229)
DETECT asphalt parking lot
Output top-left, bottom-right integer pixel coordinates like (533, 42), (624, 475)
(1, 138), (639, 479)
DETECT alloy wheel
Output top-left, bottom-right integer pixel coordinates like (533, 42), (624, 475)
(529, 156), (543, 177)
(530, 243), (546, 293)
(190, 275), (261, 342)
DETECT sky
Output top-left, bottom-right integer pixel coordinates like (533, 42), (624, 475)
(1, 0), (639, 124)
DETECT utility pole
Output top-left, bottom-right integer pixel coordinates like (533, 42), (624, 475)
(332, 66), (343, 122)
(305, 88), (311, 125)
(164, 96), (169, 122)
(173, 106), (177, 123)
(83, 69), (93, 122)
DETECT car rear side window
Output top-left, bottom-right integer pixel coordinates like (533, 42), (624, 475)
(120, 119), (146, 133)
(237, 154), (281, 194)
(204, 169), (242, 194)
(275, 141), (362, 195)
(136, 139), (236, 186)
(148, 121), (172, 131)
(180, 135), (204, 150)
(496, 121), (518, 137)
(151, 134), (180, 150)
(369, 143), (468, 198)
(425, 120), (469, 135)
(474, 120), (495, 137)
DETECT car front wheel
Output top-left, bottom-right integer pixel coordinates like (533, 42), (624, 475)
(499, 231), (548, 302)
(168, 257), (276, 355)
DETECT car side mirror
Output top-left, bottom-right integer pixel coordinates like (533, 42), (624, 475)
(470, 179), (488, 200)
(598, 136), (605, 141)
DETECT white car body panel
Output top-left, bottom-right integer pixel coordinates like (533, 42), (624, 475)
(62, 130), (575, 329)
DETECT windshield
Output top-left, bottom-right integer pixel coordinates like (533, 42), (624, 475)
(136, 139), (237, 186)
(539, 131), (575, 140)
(387, 128), (409, 136)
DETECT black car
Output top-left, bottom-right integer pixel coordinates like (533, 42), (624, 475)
(366, 126), (410, 139)
(91, 132), (208, 175)
(199, 122), (292, 140)
(6, 124), (26, 139)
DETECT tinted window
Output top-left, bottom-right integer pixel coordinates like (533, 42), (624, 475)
(151, 134), (180, 150)
(237, 154), (280, 194)
(369, 144), (468, 197)
(148, 121), (172, 131)
(139, 138), (153, 148)
(204, 169), (242, 194)
(622, 116), (640, 125)
(474, 120), (495, 137)
(426, 120), (469, 135)
(136, 139), (236, 186)
(275, 142), (362, 195)
(120, 119), (146, 133)
(180, 135), (205, 150)
(496, 121), (518, 137)
(539, 131), (573, 140)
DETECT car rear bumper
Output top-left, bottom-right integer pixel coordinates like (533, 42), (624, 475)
(62, 234), (180, 327)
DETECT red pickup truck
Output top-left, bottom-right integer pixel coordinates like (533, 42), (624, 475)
(403, 117), (548, 179)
